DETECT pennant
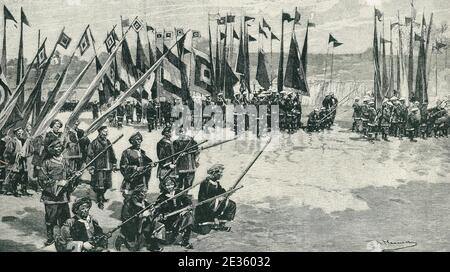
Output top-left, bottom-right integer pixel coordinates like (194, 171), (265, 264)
(176, 28), (184, 37)
(259, 24), (268, 39)
(57, 32), (72, 49)
(220, 32), (226, 40)
(3, 6), (17, 23)
(256, 50), (270, 90)
(375, 8), (383, 22)
(262, 18), (271, 31)
(282, 12), (294, 22)
(244, 16), (255, 22)
(248, 35), (257, 42)
(37, 45), (47, 67)
(284, 34), (309, 96)
(131, 17), (143, 32)
(122, 18), (130, 27)
(165, 31), (173, 40)
(21, 9), (30, 27)
(328, 34), (338, 44)
(217, 17), (226, 25)
(226, 15), (235, 23)
(233, 30), (240, 40)
(78, 29), (90, 56)
(271, 32), (280, 41)
(192, 48), (213, 94)
(104, 32), (116, 53)
(192, 30), (201, 38)
(146, 25), (155, 32)
(414, 33), (424, 42)
(333, 41), (343, 47)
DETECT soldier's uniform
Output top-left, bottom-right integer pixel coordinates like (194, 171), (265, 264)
(86, 127), (117, 208)
(120, 132), (153, 198)
(406, 107), (421, 141)
(367, 102), (378, 139)
(156, 127), (176, 189)
(377, 101), (392, 141)
(92, 102), (100, 120)
(173, 130), (199, 190)
(3, 128), (32, 196)
(43, 131), (64, 161)
(307, 109), (320, 132)
(195, 164), (236, 232)
(116, 104), (125, 128)
(135, 103), (143, 123)
(154, 178), (194, 248)
(125, 102), (133, 124)
(38, 140), (74, 246)
(352, 99), (362, 132)
(56, 197), (107, 252)
(146, 101), (157, 132)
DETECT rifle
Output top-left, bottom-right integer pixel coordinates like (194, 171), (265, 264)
(104, 178), (207, 236)
(55, 134), (124, 196)
(162, 185), (244, 218)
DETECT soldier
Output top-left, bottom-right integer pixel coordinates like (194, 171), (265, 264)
(43, 119), (64, 160)
(173, 127), (199, 190)
(3, 127), (32, 197)
(398, 98), (408, 138)
(65, 120), (89, 175)
(135, 102), (143, 123)
(86, 126), (118, 209)
(120, 132), (154, 199)
(318, 107), (329, 130)
(38, 140), (82, 246)
(352, 97), (361, 132)
(56, 197), (108, 252)
(125, 101), (133, 124)
(390, 97), (402, 137)
(146, 100), (157, 132)
(406, 106), (420, 141)
(195, 164), (236, 233)
(377, 99), (392, 141)
(116, 104), (125, 128)
(367, 101), (378, 139)
(115, 185), (162, 252)
(92, 101), (100, 120)
(154, 177), (194, 249)
(306, 109), (320, 132)
(156, 126), (176, 190)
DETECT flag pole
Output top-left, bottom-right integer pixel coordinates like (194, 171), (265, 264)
(435, 50), (438, 96)
(330, 44), (335, 94)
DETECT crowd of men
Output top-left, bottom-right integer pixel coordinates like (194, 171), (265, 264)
(306, 92), (339, 132)
(0, 119), (237, 252)
(351, 94), (449, 141)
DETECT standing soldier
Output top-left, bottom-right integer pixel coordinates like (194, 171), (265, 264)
(146, 100), (157, 132)
(351, 98), (361, 132)
(38, 140), (82, 246)
(3, 127), (32, 197)
(173, 127), (199, 190)
(154, 177), (194, 249)
(86, 126), (118, 209)
(195, 164), (236, 233)
(390, 97), (402, 137)
(120, 132), (154, 199)
(56, 197), (108, 252)
(367, 101), (378, 139)
(92, 101), (100, 120)
(125, 101), (133, 125)
(406, 107), (420, 142)
(156, 126), (176, 190)
(135, 102), (143, 123)
(378, 99), (392, 141)
(43, 119), (64, 161)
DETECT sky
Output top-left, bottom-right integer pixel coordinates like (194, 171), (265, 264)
(1, 0), (450, 61)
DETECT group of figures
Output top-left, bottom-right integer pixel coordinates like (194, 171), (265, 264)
(306, 92), (339, 132)
(351, 95), (449, 141)
(0, 119), (237, 252)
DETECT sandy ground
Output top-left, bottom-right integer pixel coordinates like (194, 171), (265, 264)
(1, 108), (449, 252)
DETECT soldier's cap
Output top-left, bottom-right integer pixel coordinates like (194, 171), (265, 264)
(72, 197), (92, 213)
(162, 126), (172, 135)
(98, 125), (108, 132)
(13, 127), (24, 134)
(50, 119), (62, 128)
(207, 164), (225, 175)
(48, 139), (63, 149)
(129, 131), (143, 143)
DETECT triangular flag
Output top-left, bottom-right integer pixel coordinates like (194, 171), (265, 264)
(271, 32), (280, 41)
(259, 24), (268, 39)
(4, 6), (17, 23)
(21, 9), (30, 27)
(262, 18), (271, 31)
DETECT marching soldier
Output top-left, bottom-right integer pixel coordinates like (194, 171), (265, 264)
(156, 126), (176, 190)
(3, 127), (32, 197)
(56, 197), (108, 252)
(86, 126), (118, 209)
(120, 132), (154, 198)
(38, 140), (82, 246)
(65, 120), (89, 174)
(115, 184), (162, 252)
(195, 164), (236, 233)
(173, 126), (199, 190)
(154, 177), (194, 249)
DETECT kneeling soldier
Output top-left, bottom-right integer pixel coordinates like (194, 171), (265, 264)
(56, 197), (109, 252)
(195, 164), (236, 232)
(155, 177), (194, 249)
